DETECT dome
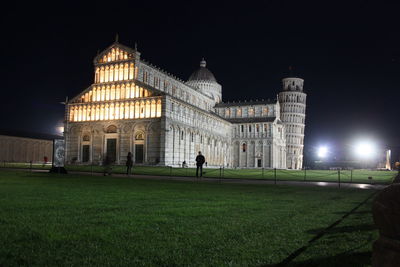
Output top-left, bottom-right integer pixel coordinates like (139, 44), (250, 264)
(187, 59), (217, 82)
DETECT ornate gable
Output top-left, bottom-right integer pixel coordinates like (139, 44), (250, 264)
(94, 43), (136, 64)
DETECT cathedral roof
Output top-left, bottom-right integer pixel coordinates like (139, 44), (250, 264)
(187, 59), (217, 82)
(214, 99), (276, 108)
(225, 117), (276, 123)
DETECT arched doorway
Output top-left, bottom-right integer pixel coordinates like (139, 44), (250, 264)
(134, 132), (145, 163)
(105, 125), (118, 163)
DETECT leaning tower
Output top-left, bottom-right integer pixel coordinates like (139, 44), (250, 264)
(278, 77), (307, 169)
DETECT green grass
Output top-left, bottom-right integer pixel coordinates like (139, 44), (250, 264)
(0, 162), (395, 184)
(0, 162), (51, 170)
(0, 170), (379, 266)
(292, 197), (377, 266)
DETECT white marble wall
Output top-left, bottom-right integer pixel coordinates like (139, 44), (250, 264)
(0, 135), (53, 163)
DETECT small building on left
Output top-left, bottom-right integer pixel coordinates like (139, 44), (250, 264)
(0, 130), (62, 164)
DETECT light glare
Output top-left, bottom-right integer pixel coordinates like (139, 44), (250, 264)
(317, 146), (328, 158)
(355, 141), (375, 158)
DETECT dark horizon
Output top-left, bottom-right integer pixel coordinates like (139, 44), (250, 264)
(1, 1), (399, 161)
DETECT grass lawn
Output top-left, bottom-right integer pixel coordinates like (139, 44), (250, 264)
(63, 165), (396, 184)
(0, 170), (379, 266)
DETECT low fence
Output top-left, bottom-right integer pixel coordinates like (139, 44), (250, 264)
(0, 161), (396, 185)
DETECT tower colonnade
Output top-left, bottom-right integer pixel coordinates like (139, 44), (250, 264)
(278, 77), (307, 170)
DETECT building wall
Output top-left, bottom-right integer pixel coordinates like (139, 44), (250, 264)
(0, 135), (53, 163)
(231, 122), (286, 169)
(65, 119), (161, 165)
(162, 96), (232, 167)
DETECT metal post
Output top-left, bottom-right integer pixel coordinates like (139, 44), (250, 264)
(262, 167), (264, 179)
(338, 169), (341, 188)
(91, 161), (93, 176)
(274, 168), (277, 184)
(170, 166), (172, 178)
(219, 167), (222, 184)
(350, 169), (353, 183)
(30, 160), (32, 173)
(304, 167), (307, 181)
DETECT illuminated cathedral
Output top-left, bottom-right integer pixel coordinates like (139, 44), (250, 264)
(65, 40), (307, 169)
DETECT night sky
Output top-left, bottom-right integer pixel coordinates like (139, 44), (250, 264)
(1, 1), (399, 161)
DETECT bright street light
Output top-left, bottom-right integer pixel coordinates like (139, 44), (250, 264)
(354, 141), (375, 158)
(317, 146), (328, 158)
(57, 126), (64, 135)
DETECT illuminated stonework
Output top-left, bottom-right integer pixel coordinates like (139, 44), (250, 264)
(65, 40), (306, 168)
(69, 98), (162, 122)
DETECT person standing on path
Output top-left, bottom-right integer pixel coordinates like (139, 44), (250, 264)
(195, 151), (205, 178)
(43, 156), (48, 167)
(126, 152), (133, 175)
(103, 154), (112, 176)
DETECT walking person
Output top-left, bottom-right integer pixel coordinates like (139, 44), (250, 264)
(195, 151), (205, 178)
(126, 152), (133, 175)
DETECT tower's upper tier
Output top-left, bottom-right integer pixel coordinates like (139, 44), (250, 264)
(282, 77), (304, 92)
(187, 59), (217, 82)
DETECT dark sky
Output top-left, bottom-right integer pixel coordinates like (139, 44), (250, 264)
(1, 1), (399, 159)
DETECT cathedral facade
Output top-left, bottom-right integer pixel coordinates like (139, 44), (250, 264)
(65, 41), (306, 169)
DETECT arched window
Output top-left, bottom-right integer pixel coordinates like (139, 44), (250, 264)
(135, 132), (144, 140)
(115, 65), (119, 81)
(119, 63), (124, 80)
(242, 143), (247, 152)
(249, 108), (254, 116)
(124, 63), (129, 80)
(109, 65), (114, 82)
(129, 63), (134, 79)
(106, 125), (117, 133)
(105, 66), (109, 82)
(151, 100), (156, 117)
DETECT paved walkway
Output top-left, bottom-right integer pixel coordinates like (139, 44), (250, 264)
(3, 168), (388, 190)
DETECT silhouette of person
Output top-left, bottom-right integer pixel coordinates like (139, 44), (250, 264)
(126, 152), (133, 175)
(103, 154), (112, 176)
(195, 151), (205, 177)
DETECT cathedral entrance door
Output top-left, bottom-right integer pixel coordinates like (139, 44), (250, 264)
(82, 145), (90, 163)
(257, 159), (262, 168)
(106, 139), (117, 163)
(135, 144), (144, 163)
